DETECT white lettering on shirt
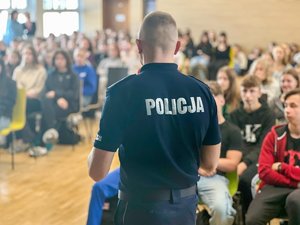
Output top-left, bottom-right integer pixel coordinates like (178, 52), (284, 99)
(145, 97), (205, 116)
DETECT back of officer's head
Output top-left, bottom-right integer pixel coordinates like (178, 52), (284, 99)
(139, 11), (178, 53)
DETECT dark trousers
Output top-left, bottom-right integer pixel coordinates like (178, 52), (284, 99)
(17, 98), (41, 143)
(246, 185), (300, 225)
(238, 163), (258, 220)
(41, 98), (71, 132)
(114, 194), (198, 225)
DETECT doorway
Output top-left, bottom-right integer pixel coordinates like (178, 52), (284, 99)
(103, 0), (129, 32)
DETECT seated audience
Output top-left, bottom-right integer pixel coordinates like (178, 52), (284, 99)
(198, 81), (242, 225)
(5, 48), (21, 77)
(216, 66), (240, 119)
(97, 43), (124, 106)
(190, 31), (212, 68)
(269, 69), (300, 124)
(0, 58), (17, 131)
(249, 58), (280, 104)
(229, 75), (276, 222)
(73, 47), (97, 107)
(13, 45), (47, 152)
(208, 32), (231, 80)
(41, 49), (80, 146)
(272, 45), (292, 82)
(246, 88), (300, 225)
(231, 44), (248, 76)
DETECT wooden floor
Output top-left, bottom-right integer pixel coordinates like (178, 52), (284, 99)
(0, 119), (120, 225)
(0, 123), (280, 225)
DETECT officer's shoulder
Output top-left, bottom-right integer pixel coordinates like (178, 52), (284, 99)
(185, 75), (210, 90)
(107, 73), (138, 93)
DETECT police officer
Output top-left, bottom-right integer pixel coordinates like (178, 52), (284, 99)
(88, 11), (221, 225)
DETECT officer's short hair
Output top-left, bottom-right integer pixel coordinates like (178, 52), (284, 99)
(206, 81), (223, 96)
(139, 11), (178, 52)
(284, 88), (300, 101)
(241, 75), (261, 89)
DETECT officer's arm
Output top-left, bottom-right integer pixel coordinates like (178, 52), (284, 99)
(88, 147), (115, 182)
(200, 143), (221, 175)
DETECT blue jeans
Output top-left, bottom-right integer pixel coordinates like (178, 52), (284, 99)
(0, 116), (10, 131)
(197, 175), (236, 225)
(86, 168), (120, 225)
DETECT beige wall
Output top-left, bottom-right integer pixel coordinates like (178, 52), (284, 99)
(157, 0), (300, 50)
(81, 0), (300, 50)
(129, 0), (143, 39)
(82, 0), (143, 38)
(81, 0), (103, 36)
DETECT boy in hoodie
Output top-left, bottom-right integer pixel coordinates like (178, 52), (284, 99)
(246, 88), (300, 225)
(229, 75), (275, 219)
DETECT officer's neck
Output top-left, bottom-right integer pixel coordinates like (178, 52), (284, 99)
(143, 49), (175, 64)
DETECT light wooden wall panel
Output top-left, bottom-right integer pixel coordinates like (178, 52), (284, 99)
(156, 0), (300, 49)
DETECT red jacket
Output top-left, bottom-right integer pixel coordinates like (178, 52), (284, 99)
(258, 124), (300, 189)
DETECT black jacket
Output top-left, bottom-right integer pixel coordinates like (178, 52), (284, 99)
(229, 103), (275, 166)
(43, 70), (80, 113)
(0, 76), (17, 119)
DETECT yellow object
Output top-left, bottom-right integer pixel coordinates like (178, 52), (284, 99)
(225, 170), (239, 197)
(0, 88), (27, 170)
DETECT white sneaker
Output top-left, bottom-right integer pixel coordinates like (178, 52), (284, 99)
(42, 128), (59, 144)
(28, 146), (48, 157)
(68, 114), (83, 126)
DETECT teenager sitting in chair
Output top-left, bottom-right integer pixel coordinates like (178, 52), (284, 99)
(0, 58), (17, 131)
(73, 47), (97, 107)
(197, 81), (243, 225)
(246, 88), (300, 225)
(41, 49), (80, 148)
(12, 45), (47, 153)
(228, 75), (276, 222)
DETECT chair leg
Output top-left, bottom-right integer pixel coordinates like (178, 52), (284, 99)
(83, 118), (93, 140)
(11, 132), (16, 170)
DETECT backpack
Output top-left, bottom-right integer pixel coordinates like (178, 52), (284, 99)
(58, 121), (81, 145)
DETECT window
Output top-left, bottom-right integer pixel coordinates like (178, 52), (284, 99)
(143, 0), (156, 17)
(43, 0), (79, 37)
(0, 0), (27, 41)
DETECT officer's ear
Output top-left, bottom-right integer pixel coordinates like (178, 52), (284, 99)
(136, 39), (142, 54)
(174, 41), (181, 55)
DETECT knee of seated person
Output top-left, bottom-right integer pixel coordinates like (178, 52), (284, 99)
(245, 217), (257, 225)
(210, 206), (234, 225)
(245, 212), (259, 225)
(210, 203), (228, 217)
(286, 192), (300, 210)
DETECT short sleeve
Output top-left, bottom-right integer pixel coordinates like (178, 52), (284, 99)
(228, 124), (243, 151)
(203, 94), (221, 145)
(93, 88), (124, 151)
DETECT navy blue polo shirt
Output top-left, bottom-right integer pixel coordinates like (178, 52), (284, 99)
(94, 63), (220, 192)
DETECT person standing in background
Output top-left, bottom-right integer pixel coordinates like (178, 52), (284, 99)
(3, 10), (23, 46)
(23, 12), (36, 39)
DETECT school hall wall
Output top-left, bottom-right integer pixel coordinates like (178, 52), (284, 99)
(156, 0), (300, 50)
